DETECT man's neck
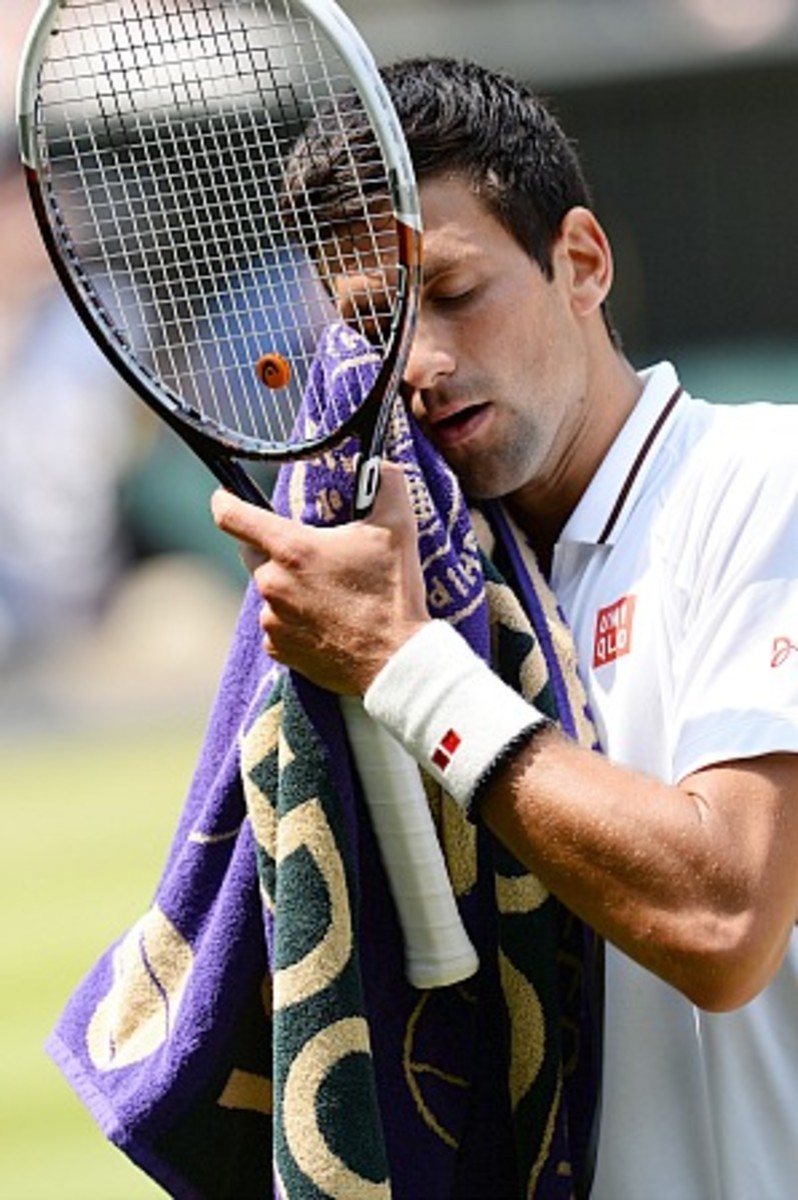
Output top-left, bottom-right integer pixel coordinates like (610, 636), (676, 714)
(504, 354), (643, 575)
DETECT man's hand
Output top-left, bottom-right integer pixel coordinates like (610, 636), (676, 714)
(210, 463), (430, 695)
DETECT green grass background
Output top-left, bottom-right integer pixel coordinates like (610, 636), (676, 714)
(1, 723), (209, 1200)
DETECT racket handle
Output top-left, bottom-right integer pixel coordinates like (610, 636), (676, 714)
(353, 453), (382, 518)
(340, 696), (479, 988)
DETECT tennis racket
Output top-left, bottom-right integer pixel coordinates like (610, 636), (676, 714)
(17, 0), (478, 989)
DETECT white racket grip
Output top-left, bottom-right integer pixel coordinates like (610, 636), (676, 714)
(340, 696), (479, 989)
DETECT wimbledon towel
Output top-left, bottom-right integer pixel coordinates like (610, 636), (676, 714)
(47, 322), (601, 1199)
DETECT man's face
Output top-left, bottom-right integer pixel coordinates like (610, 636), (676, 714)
(398, 174), (595, 505)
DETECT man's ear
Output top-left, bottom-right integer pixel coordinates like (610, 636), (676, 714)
(556, 206), (614, 317)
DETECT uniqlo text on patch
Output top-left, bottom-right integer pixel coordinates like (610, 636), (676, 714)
(593, 594), (636, 668)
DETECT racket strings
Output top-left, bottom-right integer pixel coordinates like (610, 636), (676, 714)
(125, 0), (294, 438)
(33, 0), (405, 452)
(148, 3), (275, 435)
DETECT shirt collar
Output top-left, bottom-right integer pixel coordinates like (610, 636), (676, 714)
(558, 361), (685, 547)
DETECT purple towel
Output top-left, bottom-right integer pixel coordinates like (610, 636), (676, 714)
(47, 323), (600, 1199)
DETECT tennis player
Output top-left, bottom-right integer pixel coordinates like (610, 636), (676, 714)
(213, 58), (798, 1200)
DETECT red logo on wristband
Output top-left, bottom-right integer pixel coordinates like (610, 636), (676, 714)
(432, 728), (461, 771)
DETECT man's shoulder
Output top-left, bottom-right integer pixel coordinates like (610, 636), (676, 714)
(660, 397), (798, 568)
(676, 395), (798, 481)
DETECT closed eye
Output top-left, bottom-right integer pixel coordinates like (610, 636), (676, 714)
(431, 286), (478, 311)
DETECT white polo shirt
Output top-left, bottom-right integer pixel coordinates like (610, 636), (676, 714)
(548, 363), (798, 1200)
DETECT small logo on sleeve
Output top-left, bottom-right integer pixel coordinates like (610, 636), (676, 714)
(771, 636), (798, 668)
(593, 595), (637, 668)
(432, 728), (462, 772)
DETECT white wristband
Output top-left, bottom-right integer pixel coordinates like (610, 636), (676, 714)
(363, 621), (549, 814)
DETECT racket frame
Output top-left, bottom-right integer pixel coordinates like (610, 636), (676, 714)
(16, 0), (422, 512)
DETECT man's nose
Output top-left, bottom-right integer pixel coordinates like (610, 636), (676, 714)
(402, 320), (456, 394)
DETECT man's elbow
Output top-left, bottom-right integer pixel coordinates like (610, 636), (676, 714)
(672, 910), (789, 1012)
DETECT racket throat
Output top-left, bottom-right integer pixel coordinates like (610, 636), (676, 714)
(353, 453), (382, 517)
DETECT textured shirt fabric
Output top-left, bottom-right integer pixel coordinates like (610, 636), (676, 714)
(548, 362), (798, 1200)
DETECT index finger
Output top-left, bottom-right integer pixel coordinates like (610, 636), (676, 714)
(210, 488), (294, 556)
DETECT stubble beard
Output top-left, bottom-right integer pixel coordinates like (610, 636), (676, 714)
(447, 424), (544, 502)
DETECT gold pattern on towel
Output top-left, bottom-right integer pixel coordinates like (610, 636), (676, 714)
(86, 904), (193, 1070)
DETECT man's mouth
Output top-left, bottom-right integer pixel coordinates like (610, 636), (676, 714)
(429, 402), (491, 449)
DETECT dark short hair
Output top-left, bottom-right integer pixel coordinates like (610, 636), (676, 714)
(285, 55), (619, 340)
(380, 57), (593, 280)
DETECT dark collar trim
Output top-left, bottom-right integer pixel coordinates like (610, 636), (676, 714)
(597, 385), (683, 545)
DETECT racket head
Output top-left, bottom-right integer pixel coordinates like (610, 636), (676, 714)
(16, 0), (421, 464)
